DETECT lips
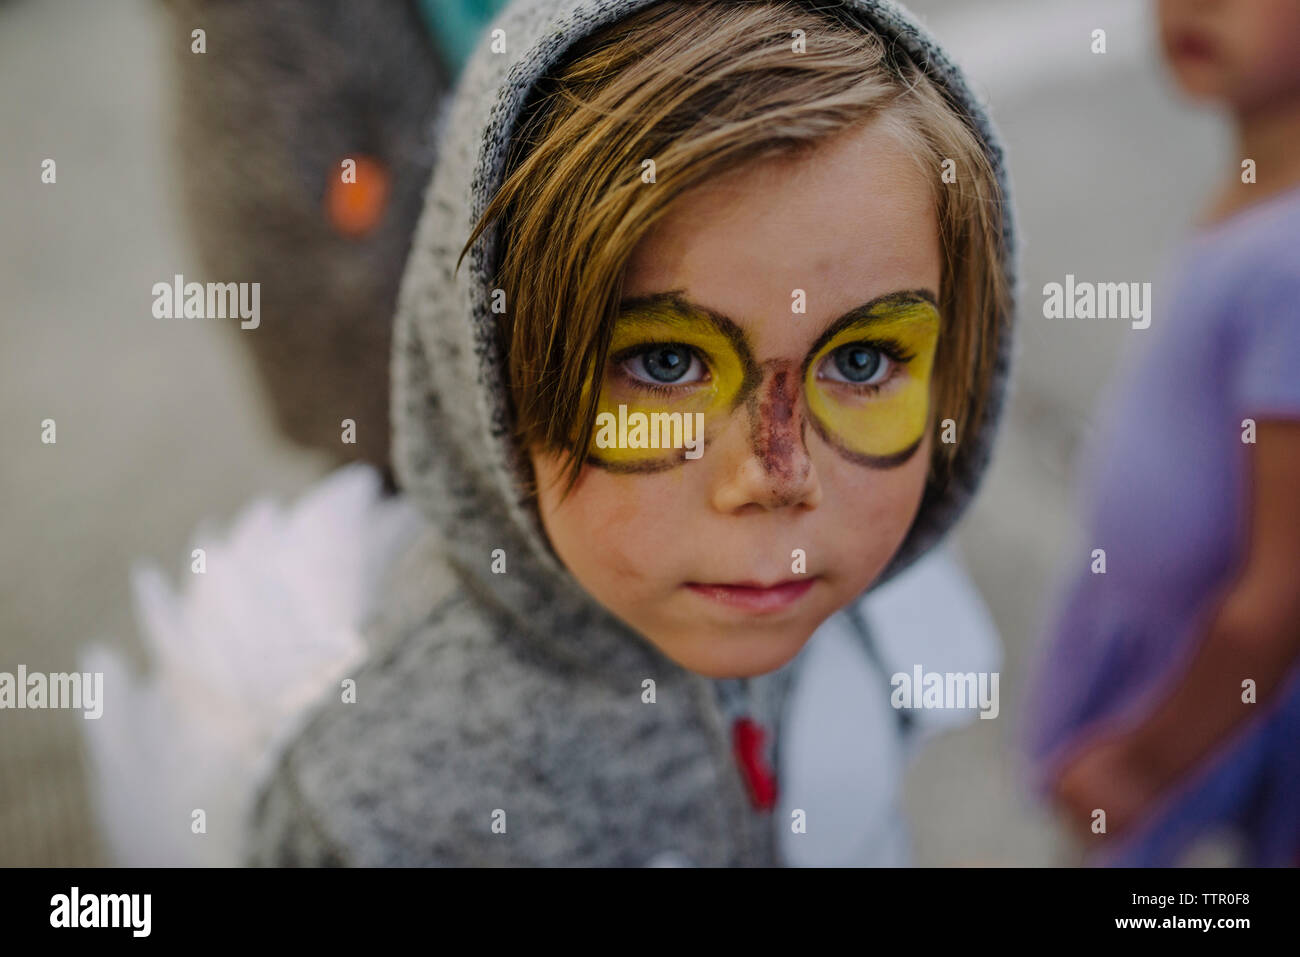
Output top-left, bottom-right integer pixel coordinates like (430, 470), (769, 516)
(684, 578), (816, 613)
(1170, 30), (1215, 61)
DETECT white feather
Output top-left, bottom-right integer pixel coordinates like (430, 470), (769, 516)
(79, 464), (424, 865)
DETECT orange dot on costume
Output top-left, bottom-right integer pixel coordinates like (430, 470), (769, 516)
(327, 156), (390, 237)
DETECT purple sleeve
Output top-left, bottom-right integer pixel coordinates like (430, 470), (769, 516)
(1233, 262), (1300, 418)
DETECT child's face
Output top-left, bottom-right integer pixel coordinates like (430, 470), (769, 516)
(1157, 0), (1300, 109)
(531, 117), (941, 678)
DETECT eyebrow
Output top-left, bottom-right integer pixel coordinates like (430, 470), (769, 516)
(804, 288), (939, 359)
(617, 287), (938, 354)
(615, 290), (754, 363)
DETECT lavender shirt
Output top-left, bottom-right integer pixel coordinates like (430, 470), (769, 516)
(1023, 185), (1300, 866)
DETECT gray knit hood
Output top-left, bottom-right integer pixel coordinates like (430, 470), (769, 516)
(391, 0), (1018, 655)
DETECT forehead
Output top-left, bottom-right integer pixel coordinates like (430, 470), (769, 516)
(620, 116), (941, 353)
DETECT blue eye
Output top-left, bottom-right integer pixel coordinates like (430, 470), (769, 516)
(821, 344), (891, 385)
(623, 344), (706, 385)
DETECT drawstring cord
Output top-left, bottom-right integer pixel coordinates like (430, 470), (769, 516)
(714, 678), (778, 812)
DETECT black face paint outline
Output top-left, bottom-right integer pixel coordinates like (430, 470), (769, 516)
(615, 291), (763, 410)
(582, 292), (761, 473)
(798, 288), (938, 470)
(579, 287), (938, 474)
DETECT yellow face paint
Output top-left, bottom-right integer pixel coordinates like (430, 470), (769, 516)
(580, 299), (756, 471)
(802, 295), (940, 466)
(569, 290), (939, 473)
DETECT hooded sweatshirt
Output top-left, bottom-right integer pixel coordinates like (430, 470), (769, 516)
(240, 0), (1019, 867)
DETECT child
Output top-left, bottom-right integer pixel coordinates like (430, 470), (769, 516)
(86, 0), (1018, 867)
(244, 0), (1016, 867)
(1023, 0), (1300, 866)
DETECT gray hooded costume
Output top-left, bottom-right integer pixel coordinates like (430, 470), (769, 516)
(246, 0), (1017, 867)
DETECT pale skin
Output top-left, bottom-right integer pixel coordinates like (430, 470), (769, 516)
(531, 116), (942, 679)
(1054, 0), (1300, 845)
(1157, 0), (1300, 223)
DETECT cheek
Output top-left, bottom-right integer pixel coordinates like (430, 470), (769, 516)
(817, 435), (932, 578)
(535, 459), (691, 593)
(1216, 6), (1300, 100)
(1249, 11), (1300, 90)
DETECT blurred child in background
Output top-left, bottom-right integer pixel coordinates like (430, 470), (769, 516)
(1025, 0), (1300, 866)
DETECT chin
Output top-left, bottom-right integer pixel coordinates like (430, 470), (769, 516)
(1168, 63), (1229, 102)
(649, 618), (820, 679)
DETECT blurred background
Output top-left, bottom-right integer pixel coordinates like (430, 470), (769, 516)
(0, 0), (1226, 865)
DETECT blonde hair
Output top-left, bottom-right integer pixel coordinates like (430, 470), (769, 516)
(459, 0), (1009, 498)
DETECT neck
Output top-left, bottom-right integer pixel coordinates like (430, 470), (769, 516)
(1206, 93), (1300, 224)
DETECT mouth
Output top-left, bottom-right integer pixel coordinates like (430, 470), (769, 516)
(683, 577), (817, 614)
(1169, 30), (1216, 62)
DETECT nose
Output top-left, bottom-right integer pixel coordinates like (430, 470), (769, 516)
(710, 360), (824, 513)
